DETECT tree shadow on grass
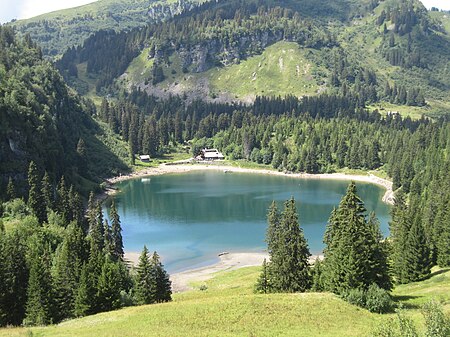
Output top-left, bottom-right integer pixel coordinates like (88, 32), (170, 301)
(391, 295), (422, 310)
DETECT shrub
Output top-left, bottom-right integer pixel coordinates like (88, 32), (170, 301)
(422, 300), (450, 337)
(343, 288), (366, 308)
(365, 284), (393, 314)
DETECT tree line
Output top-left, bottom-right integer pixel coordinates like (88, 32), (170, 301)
(0, 162), (171, 326)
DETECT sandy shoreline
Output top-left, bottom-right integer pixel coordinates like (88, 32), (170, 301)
(103, 161), (394, 204)
(109, 161), (393, 292)
(124, 251), (322, 293)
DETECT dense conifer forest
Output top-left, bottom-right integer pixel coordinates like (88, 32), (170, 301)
(1, 0), (450, 331)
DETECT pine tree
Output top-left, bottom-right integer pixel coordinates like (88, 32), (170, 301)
(390, 193), (413, 283)
(266, 201), (280, 255)
(151, 251), (172, 303)
(27, 161), (46, 224)
(367, 212), (392, 290)
(73, 263), (91, 317)
(255, 258), (270, 293)
(0, 231), (28, 326)
(24, 242), (54, 326)
(56, 176), (70, 223)
(134, 246), (155, 305)
(322, 182), (391, 293)
(267, 198), (311, 293)
(311, 258), (325, 292)
(6, 177), (16, 200)
(110, 201), (124, 261)
(41, 171), (53, 211)
(403, 217), (431, 282)
(89, 203), (105, 252)
(51, 223), (86, 321)
(97, 259), (122, 312)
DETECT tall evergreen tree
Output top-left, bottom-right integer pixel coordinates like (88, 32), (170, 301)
(96, 259), (122, 312)
(150, 251), (172, 303)
(262, 198), (311, 293)
(255, 258), (270, 294)
(51, 223), (86, 321)
(402, 217), (431, 282)
(0, 231), (28, 326)
(27, 161), (46, 224)
(389, 193), (411, 283)
(73, 263), (91, 317)
(323, 182), (391, 293)
(24, 241), (54, 326)
(41, 171), (53, 211)
(6, 177), (16, 200)
(134, 246), (155, 305)
(110, 201), (124, 261)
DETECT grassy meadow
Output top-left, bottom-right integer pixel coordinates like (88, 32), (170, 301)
(1, 266), (448, 337)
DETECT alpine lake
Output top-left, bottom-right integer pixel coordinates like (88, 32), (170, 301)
(104, 171), (391, 273)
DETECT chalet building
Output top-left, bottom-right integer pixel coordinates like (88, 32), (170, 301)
(196, 148), (224, 161)
(139, 155), (150, 162)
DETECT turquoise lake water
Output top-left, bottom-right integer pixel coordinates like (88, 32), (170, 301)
(105, 171), (391, 272)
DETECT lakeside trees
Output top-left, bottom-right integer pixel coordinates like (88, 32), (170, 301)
(256, 198), (311, 293)
(257, 184), (395, 312)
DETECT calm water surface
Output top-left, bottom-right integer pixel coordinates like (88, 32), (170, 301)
(105, 171), (391, 272)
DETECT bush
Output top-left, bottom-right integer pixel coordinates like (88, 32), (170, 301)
(422, 300), (450, 337)
(343, 288), (366, 308)
(343, 284), (392, 313)
(365, 284), (393, 314)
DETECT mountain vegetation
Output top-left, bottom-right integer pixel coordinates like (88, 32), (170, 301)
(1, 0), (450, 332)
(0, 26), (128, 198)
(9, 0), (205, 58)
(51, 0), (450, 116)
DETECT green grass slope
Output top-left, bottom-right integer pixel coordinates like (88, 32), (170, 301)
(126, 41), (326, 103)
(3, 266), (449, 337)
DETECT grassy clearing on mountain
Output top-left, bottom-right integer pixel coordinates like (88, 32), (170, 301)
(208, 41), (325, 100)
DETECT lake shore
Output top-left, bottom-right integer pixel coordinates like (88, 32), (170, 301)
(112, 161), (392, 292)
(124, 251), (322, 293)
(103, 161), (394, 205)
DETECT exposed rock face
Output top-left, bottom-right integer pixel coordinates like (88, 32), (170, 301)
(151, 30), (285, 74)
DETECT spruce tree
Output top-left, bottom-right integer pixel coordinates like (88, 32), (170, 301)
(255, 258), (270, 294)
(56, 176), (70, 223)
(389, 193), (411, 283)
(266, 201), (281, 255)
(89, 203), (105, 252)
(6, 177), (16, 200)
(367, 212), (392, 291)
(151, 251), (172, 303)
(135, 246), (156, 305)
(0, 231), (28, 326)
(97, 259), (122, 312)
(73, 263), (91, 317)
(311, 258), (325, 292)
(403, 217), (431, 282)
(110, 201), (124, 261)
(323, 182), (391, 293)
(27, 161), (46, 224)
(267, 198), (311, 293)
(41, 171), (53, 211)
(51, 223), (86, 321)
(24, 242), (54, 326)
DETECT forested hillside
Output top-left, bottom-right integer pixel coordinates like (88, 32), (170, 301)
(1, 0), (450, 332)
(9, 0), (205, 58)
(51, 0), (450, 116)
(0, 26), (128, 198)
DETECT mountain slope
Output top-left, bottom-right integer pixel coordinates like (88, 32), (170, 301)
(0, 26), (128, 197)
(2, 266), (449, 336)
(52, 0), (450, 116)
(9, 0), (205, 58)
